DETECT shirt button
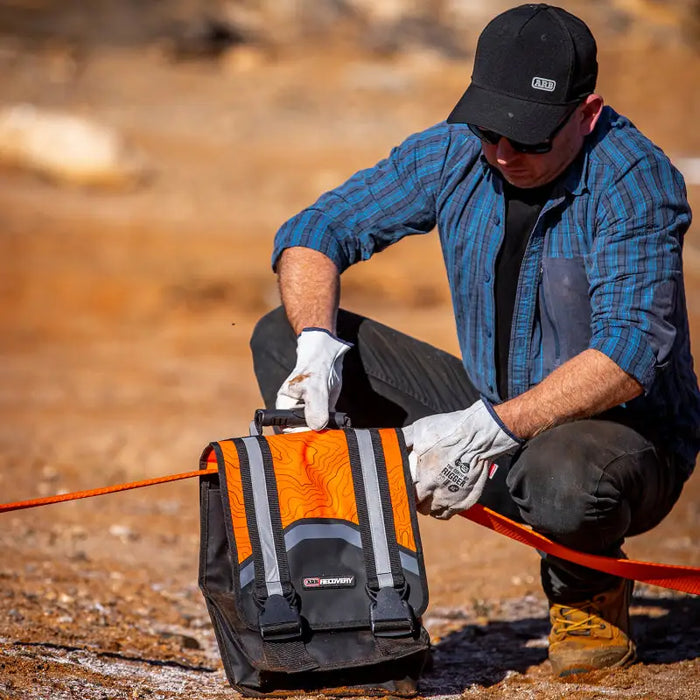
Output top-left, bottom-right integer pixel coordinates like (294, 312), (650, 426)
(494, 216), (501, 225)
(485, 273), (491, 282)
(486, 330), (492, 338)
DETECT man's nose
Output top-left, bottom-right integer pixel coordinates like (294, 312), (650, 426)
(496, 137), (518, 163)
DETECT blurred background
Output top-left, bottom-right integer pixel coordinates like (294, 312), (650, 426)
(1, 0), (699, 474)
(0, 2), (698, 697)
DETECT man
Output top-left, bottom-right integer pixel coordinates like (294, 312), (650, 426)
(250, 4), (700, 677)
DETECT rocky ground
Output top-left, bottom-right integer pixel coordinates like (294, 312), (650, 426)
(0, 1), (699, 698)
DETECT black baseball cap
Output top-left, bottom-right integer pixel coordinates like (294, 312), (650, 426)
(447, 4), (597, 145)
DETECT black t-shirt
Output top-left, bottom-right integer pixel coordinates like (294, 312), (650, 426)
(495, 182), (553, 399)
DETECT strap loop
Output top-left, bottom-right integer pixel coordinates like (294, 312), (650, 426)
(369, 587), (415, 638)
(258, 594), (304, 642)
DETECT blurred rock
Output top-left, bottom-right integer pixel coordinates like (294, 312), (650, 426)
(342, 61), (414, 93)
(220, 44), (267, 74)
(0, 104), (151, 190)
(179, 634), (202, 650)
(40, 465), (59, 481)
(343, 0), (473, 58)
(238, 0), (355, 43)
(346, 0), (412, 26)
(0, 36), (22, 67)
(160, 16), (248, 61)
(44, 42), (83, 85)
(108, 524), (140, 542)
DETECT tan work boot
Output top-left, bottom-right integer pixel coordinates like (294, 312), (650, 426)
(548, 578), (636, 676)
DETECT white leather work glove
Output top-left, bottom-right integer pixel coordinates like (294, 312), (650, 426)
(402, 398), (523, 519)
(276, 328), (352, 431)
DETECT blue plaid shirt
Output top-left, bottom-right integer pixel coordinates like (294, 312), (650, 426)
(273, 107), (700, 470)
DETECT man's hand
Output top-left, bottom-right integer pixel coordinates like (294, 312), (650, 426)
(402, 399), (522, 519)
(276, 328), (352, 430)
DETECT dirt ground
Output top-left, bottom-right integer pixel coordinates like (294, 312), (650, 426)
(0, 3), (699, 699)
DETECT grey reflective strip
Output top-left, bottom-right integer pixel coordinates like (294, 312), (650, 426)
(287, 523), (418, 576)
(285, 522), (362, 551)
(240, 561), (255, 589)
(239, 527), (419, 589)
(241, 436), (283, 597)
(399, 550), (419, 577)
(355, 429), (394, 589)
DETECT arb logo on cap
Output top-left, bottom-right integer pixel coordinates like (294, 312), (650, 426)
(532, 77), (556, 92)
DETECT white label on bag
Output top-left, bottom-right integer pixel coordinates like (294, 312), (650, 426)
(303, 575), (356, 589)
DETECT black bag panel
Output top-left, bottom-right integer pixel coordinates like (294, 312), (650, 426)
(237, 563), (262, 627)
(206, 588), (430, 672)
(288, 536), (370, 628)
(246, 664), (424, 697)
(237, 654), (426, 697)
(205, 596), (261, 689)
(401, 553), (429, 617)
(284, 524), (429, 628)
(198, 478), (235, 594)
(246, 631), (430, 696)
(233, 523), (430, 631)
(303, 626), (430, 671)
(206, 588), (430, 696)
(203, 440), (261, 632)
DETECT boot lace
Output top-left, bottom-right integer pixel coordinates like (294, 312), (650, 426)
(553, 601), (606, 636)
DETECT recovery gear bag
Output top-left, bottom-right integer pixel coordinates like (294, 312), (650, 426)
(198, 409), (430, 696)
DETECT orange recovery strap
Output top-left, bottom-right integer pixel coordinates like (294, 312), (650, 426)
(0, 450), (698, 596)
(459, 506), (700, 595)
(0, 468), (217, 512)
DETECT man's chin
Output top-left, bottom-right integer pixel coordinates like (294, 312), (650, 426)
(501, 169), (544, 188)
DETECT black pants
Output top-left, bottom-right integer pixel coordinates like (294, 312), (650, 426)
(251, 307), (687, 603)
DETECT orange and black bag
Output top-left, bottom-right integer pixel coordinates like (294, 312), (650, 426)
(198, 410), (430, 696)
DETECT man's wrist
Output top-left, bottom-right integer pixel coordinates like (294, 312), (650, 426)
(492, 396), (548, 441)
(482, 398), (525, 444)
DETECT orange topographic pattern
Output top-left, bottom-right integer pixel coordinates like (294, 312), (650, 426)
(212, 430), (416, 565)
(216, 442), (254, 564)
(379, 429), (416, 553)
(268, 430), (359, 528)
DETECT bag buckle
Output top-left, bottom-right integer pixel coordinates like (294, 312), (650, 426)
(258, 594), (304, 642)
(369, 587), (415, 638)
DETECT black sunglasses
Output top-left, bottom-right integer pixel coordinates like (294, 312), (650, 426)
(468, 102), (581, 154)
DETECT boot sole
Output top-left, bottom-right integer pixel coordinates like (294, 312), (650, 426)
(554, 641), (637, 678)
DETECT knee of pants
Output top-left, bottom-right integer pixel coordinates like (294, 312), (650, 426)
(249, 307), (297, 402)
(506, 426), (631, 551)
(249, 307), (295, 362)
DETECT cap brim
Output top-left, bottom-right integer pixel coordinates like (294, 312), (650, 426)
(447, 83), (573, 144)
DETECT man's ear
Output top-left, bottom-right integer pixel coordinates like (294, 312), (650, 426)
(580, 94), (605, 136)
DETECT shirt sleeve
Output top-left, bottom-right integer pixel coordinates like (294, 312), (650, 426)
(271, 123), (453, 271)
(587, 152), (691, 392)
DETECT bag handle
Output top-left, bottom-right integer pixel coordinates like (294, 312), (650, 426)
(250, 408), (351, 435)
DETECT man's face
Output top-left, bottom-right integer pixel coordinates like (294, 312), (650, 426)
(480, 95), (604, 189)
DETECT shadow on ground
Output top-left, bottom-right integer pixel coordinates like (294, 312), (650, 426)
(420, 593), (700, 694)
(634, 594), (700, 665)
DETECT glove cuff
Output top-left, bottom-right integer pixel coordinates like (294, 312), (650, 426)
(480, 396), (524, 445)
(299, 327), (353, 349)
